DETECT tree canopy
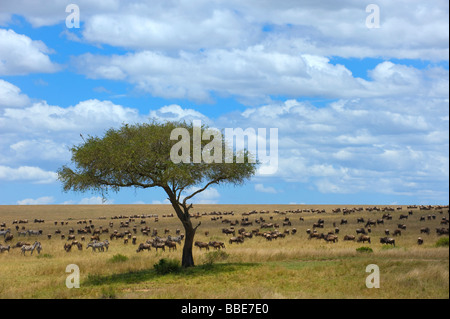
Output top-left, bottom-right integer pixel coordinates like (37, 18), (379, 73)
(58, 120), (257, 267)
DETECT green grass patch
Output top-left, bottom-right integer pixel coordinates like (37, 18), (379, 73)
(435, 237), (449, 247)
(108, 254), (129, 263)
(356, 246), (373, 253)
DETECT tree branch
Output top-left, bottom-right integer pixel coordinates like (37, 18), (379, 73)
(182, 178), (224, 207)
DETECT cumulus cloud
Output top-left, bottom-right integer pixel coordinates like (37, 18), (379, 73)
(181, 187), (221, 204)
(0, 165), (57, 184)
(17, 196), (55, 205)
(73, 50), (448, 103)
(0, 79), (30, 108)
(216, 96), (449, 199)
(3, 0), (447, 60)
(254, 183), (278, 194)
(0, 28), (59, 75)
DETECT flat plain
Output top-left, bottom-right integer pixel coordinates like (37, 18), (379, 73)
(0, 204), (448, 299)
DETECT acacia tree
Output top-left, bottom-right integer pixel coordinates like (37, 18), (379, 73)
(57, 120), (257, 267)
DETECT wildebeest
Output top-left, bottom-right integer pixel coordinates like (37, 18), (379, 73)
(229, 236), (244, 244)
(136, 243), (151, 252)
(165, 241), (177, 251)
(324, 234), (338, 243)
(208, 241), (225, 250)
(355, 228), (367, 235)
(417, 237), (424, 245)
(420, 227), (430, 235)
(194, 241), (209, 251)
(380, 237), (395, 246)
(357, 235), (371, 243)
(393, 229), (402, 236)
(343, 235), (355, 241)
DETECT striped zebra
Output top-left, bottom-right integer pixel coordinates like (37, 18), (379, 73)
(86, 240), (109, 252)
(21, 241), (42, 255)
(0, 229), (11, 238)
(27, 230), (43, 236)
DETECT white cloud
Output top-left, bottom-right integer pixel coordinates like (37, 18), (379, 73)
(0, 79), (30, 108)
(254, 183), (278, 194)
(0, 28), (59, 75)
(0, 165), (57, 184)
(78, 196), (114, 205)
(17, 196), (54, 205)
(216, 96), (449, 199)
(182, 187), (221, 204)
(74, 51), (447, 103)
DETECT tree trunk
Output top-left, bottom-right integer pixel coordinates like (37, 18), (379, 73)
(164, 186), (198, 268)
(182, 223), (196, 268)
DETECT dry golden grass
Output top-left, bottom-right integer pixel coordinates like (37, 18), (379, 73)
(0, 204), (448, 299)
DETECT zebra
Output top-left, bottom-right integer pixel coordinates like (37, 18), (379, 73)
(167, 235), (184, 244)
(0, 244), (11, 253)
(21, 241), (42, 255)
(0, 229), (11, 238)
(27, 230), (43, 236)
(86, 240), (109, 252)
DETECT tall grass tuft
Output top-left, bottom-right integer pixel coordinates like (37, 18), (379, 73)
(435, 237), (449, 247)
(356, 246), (373, 253)
(108, 254), (129, 263)
(153, 258), (181, 275)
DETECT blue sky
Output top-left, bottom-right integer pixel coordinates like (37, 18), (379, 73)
(0, 0), (448, 206)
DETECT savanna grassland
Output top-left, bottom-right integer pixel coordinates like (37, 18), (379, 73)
(0, 204), (448, 299)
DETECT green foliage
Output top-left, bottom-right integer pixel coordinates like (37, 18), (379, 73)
(356, 246), (373, 253)
(435, 237), (449, 247)
(153, 258), (181, 275)
(108, 254), (129, 263)
(57, 120), (257, 199)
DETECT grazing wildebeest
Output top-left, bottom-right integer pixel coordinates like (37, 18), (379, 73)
(343, 235), (355, 241)
(208, 241), (225, 250)
(420, 227), (430, 235)
(229, 236), (244, 244)
(356, 228), (367, 235)
(380, 237), (395, 246)
(324, 234), (338, 243)
(357, 235), (371, 243)
(165, 241), (177, 251)
(152, 241), (166, 252)
(194, 241), (210, 251)
(393, 229), (402, 236)
(417, 237), (424, 245)
(136, 243), (152, 252)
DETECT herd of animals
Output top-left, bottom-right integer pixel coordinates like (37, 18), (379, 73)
(0, 205), (448, 256)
